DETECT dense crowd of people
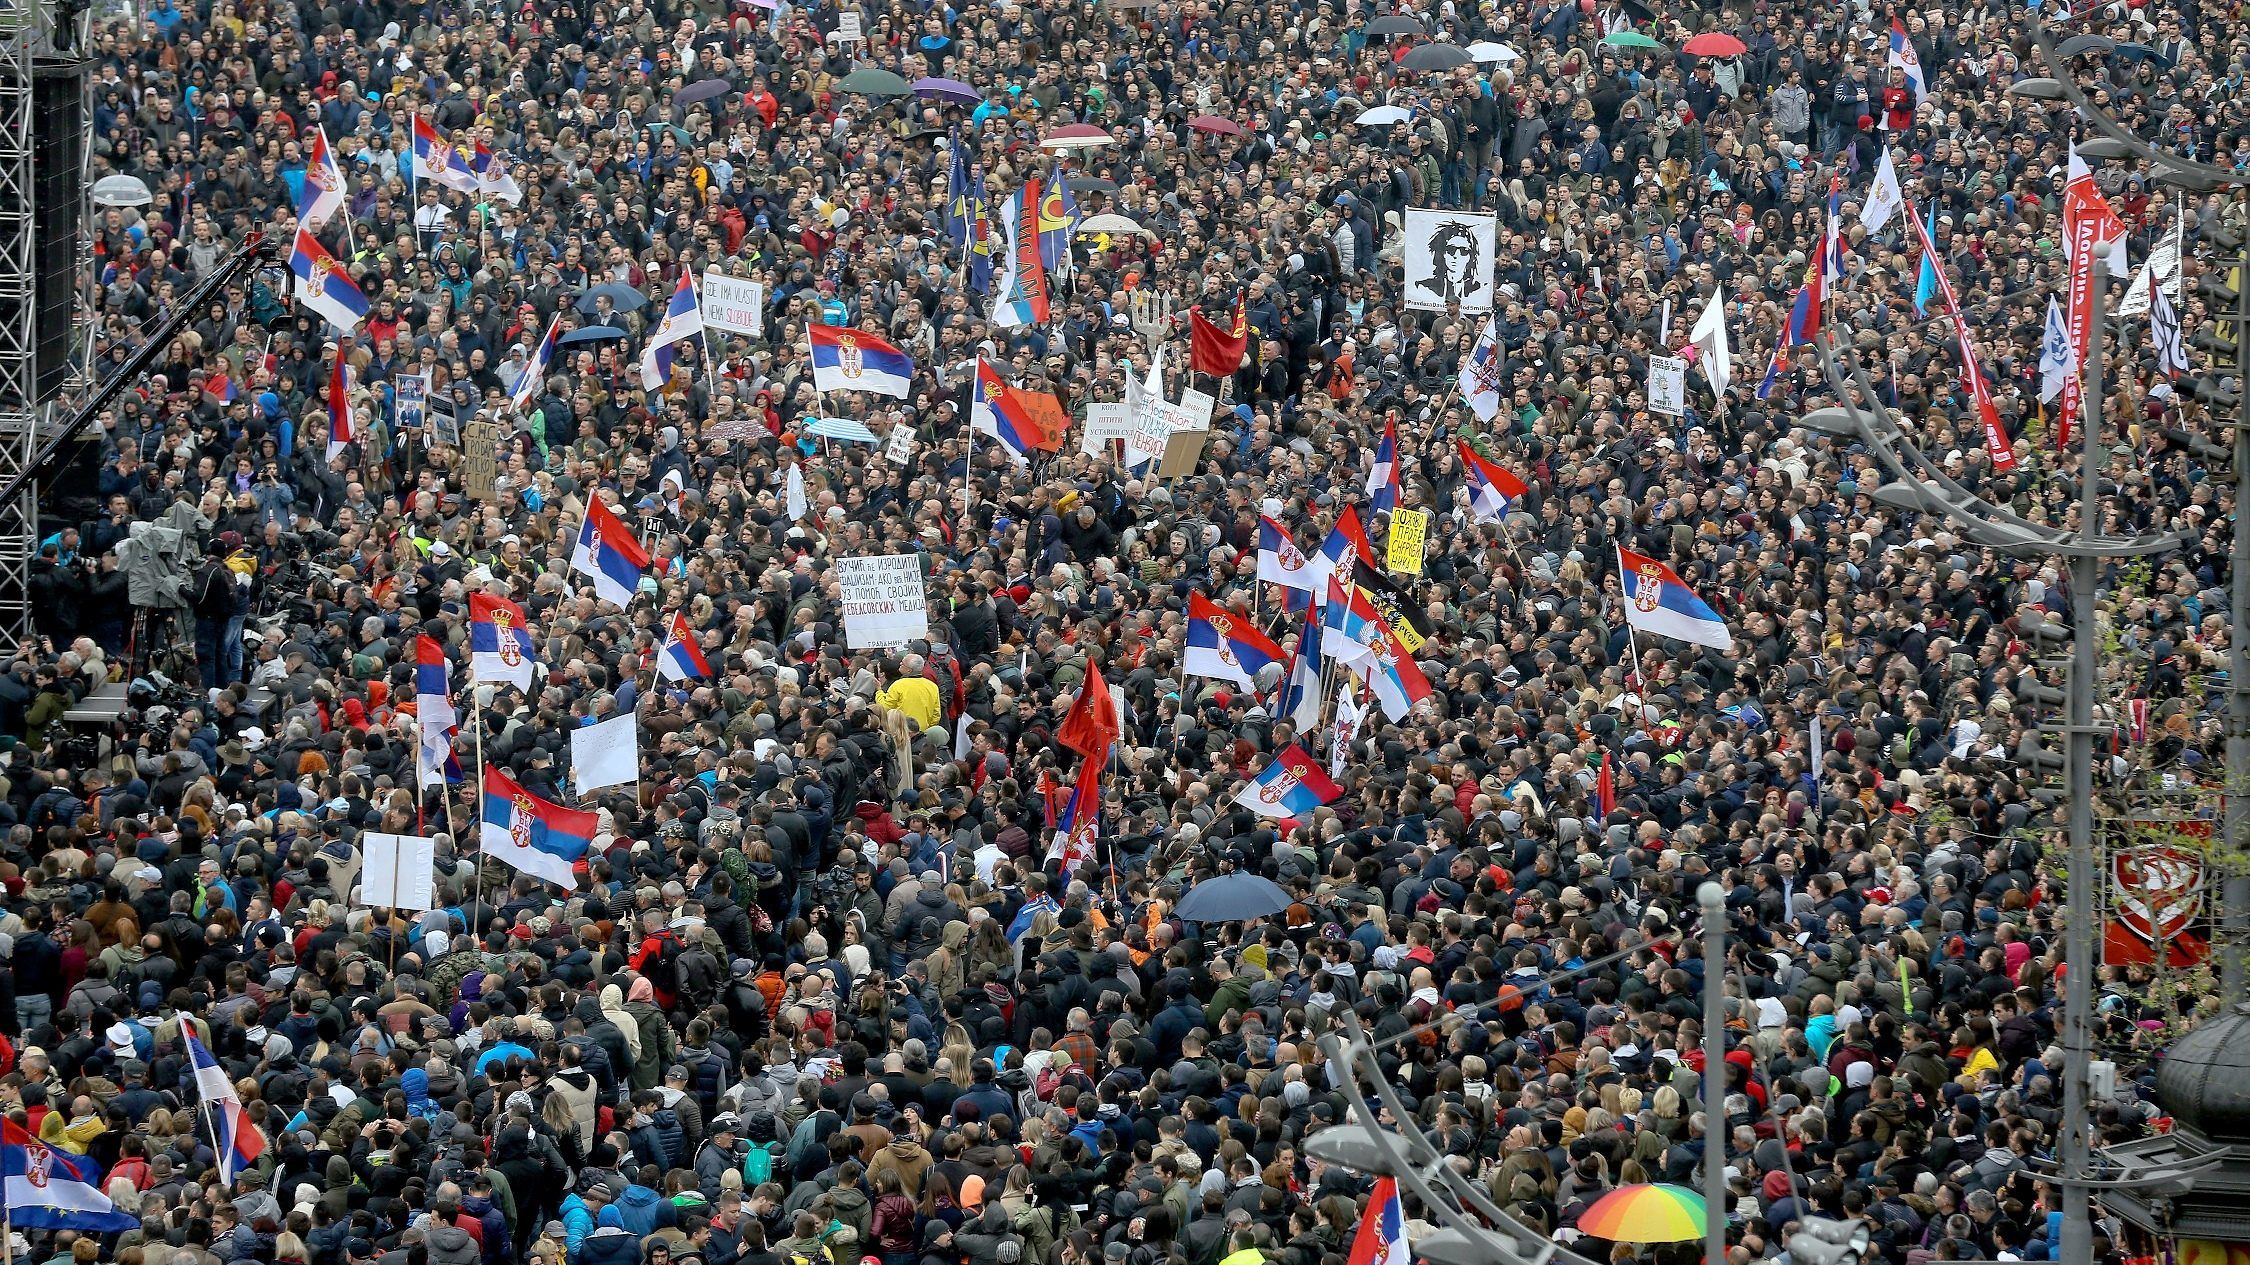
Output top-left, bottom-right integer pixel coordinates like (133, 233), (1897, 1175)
(0, 0), (2238, 1262)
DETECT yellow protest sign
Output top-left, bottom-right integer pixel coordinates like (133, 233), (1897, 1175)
(1386, 508), (1428, 575)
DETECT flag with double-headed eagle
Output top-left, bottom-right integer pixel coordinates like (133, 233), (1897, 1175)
(1185, 592), (1287, 689)
(1234, 742), (1344, 819)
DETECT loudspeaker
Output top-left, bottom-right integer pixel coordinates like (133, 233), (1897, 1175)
(30, 59), (85, 405)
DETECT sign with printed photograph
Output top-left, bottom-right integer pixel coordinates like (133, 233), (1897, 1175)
(1402, 209), (1497, 314)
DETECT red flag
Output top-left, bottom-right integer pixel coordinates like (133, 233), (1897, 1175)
(1057, 655), (1121, 760)
(1190, 292), (1249, 376)
(1597, 751), (1615, 822)
(2059, 147), (2127, 449)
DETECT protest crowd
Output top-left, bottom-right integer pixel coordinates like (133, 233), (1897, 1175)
(0, 0), (2239, 1261)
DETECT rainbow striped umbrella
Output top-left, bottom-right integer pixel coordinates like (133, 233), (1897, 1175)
(1576, 1184), (1708, 1243)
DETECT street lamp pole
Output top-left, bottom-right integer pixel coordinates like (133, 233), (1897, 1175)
(2056, 257), (2109, 1265)
(2222, 227), (2250, 1007)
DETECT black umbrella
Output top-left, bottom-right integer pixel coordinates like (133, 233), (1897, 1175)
(1398, 41), (1473, 70)
(1068, 176), (1119, 194)
(1173, 872), (1292, 923)
(1365, 14), (1426, 36)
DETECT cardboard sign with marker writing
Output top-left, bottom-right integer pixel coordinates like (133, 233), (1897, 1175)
(461, 419), (501, 500)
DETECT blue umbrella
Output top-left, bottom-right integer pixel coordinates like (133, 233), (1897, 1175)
(576, 283), (647, 314)
(1174, 872), (1291, 923)
(557, 325), (628, 346)
(2112, 42), (2178, 68)
(674, 77), (736, 107)
(807, 416), (881, 444)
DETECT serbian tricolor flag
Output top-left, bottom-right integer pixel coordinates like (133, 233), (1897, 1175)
(1185, 591), (1287, 689)
(414, 634), (461, 790)
(203, 372), (238, 405)
(1618, 546), (1735, 651)
(1348, 1180), (1407, 1265)
(470, 140), (523, 203)
(325, 352), (356, 463)
(513, 313), (562, 414)
(1755, 273), (1821, 401)
(639, 271), (705, 391)
(1366, 415), (1401, 513)
(972, 358), (1040, 465)
(298, 124), (349, 230)
(808, 323), (916, 398)
(1048, 756), (1101, 884)
(1319, 574), (1381, 664)
(469, 592), (538, 691)
(182, 1017), (268, 1186)
(411, 116), (479, 193)
(1258, 515), (1320, 599)
(2, 1119), (139, 1231)
(290, 227), (367, 333)
(1357, 626), (1433, 722)
(1190, 291), (1249, 377)
(1307, 504), (1378, 595)
(989, 177), (1051, 329)
(1459, 441), (1527, 523)
(568, 496), (651, 608)
(657, 610), (711, 683)
(480, 765), (598, 890)
(1888, 18), (1927, 102)
(1234, 742), (1344, 820)
(1273, 608), (1325, 732)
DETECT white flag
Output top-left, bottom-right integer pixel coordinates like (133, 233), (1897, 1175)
(1687, 288), (1731, 399)
(1861, 151), (1904, 236)
(2038, 297), (2075, 403)
(571, 711), (640, 795)
(786, 462), (808, 521)
(2152, 284), (2190, 379)
(2118, 239), (2180, 319)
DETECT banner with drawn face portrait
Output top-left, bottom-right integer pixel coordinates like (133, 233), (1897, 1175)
(1402, 209), (1497, 314)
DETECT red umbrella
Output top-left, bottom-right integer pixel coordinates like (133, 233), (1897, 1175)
(1188, 114), (1246, 136)
(1682, 32), (1747, 56)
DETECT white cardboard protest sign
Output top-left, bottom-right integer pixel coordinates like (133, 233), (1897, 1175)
(571, 712), (640, 795)
(1082, 402), (1131, 456)
(837, 554), (929, 649)
(360, 833), (436, 912)
(701, 271), (767, 336)
(1648, 355), (1688, 418)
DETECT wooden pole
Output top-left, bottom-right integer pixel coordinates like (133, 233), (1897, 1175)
(470, 681), (487, 930)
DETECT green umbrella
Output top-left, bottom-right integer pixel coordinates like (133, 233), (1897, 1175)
(836, 68), (914, 96)
(1600, 30), (1665, 50)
